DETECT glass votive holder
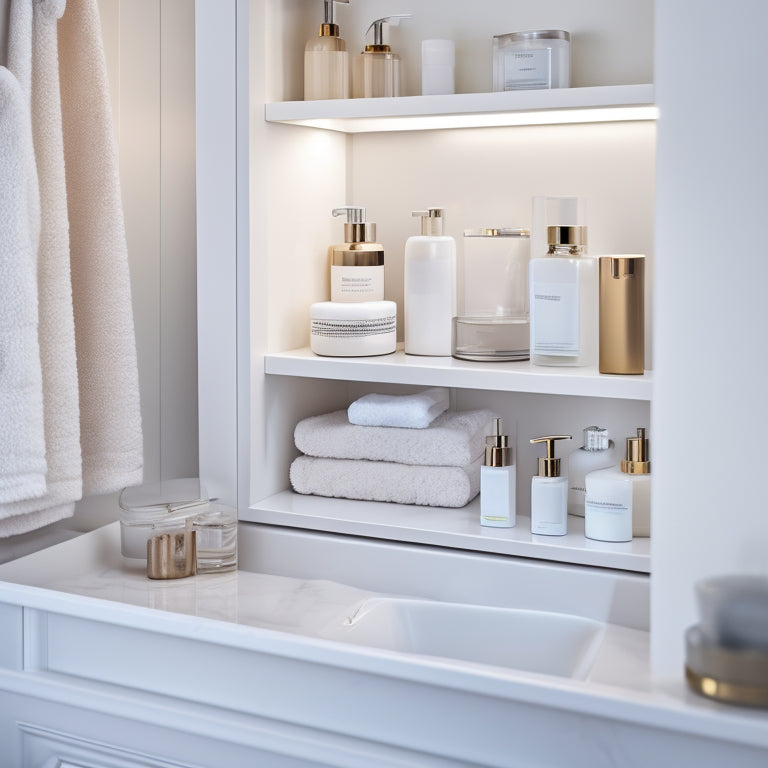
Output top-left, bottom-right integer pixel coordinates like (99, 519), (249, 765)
(192, 503), (238, 573)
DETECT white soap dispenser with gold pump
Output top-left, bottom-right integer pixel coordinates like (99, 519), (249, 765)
(329, 206), (385, 302)
(353, 14), (411, 98)
(305, 0), (351, 100)
(530, 435), (571, 536)
(480, 418), (516, 528)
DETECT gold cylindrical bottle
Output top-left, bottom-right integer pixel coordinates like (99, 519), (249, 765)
(599, 255), (645, 374)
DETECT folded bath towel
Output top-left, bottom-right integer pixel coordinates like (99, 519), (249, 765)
(0, 67), (46, 504)
(290, 455), (481, 508)
(0, 0), (83, 536)
(59, 0), (143, 495)
(348, 387), (449, 429)
(295, 409), (497, 467)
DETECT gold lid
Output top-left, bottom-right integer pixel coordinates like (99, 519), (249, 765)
(147, 529), (197, 579)
(621, 427), (650, 474)
(484, 418), (512, 467)
(319, 22), (340, 36)
(530, 435), (571, 477)
(547, 225), (587, 247)
(329, 241), (384, 266)
(365, 43), (392, 53)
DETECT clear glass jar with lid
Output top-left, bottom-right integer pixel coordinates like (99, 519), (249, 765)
(493, 30), (571, 91)
(452, 227), (531, 362)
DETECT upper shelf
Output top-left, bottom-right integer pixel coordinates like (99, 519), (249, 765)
(265, 347), (653, 401)
(264, 84), (656, 133)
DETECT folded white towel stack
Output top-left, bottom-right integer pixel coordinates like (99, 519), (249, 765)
(348, 387), (449, 429)
(59, 0), (143, 495)
(295, 409), (495, 467)
(291, 408), (498, 508)
(290, 456), (482, 508)
(0, 67), (46, 505)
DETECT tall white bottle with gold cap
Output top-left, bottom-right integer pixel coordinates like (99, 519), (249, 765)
(305, 0), (351, 100)
(480, 418), (516, 528)
(404, 207), (457, 356)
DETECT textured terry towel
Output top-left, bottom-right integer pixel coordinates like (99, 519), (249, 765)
(347, 387), (449, 429)
(59, 0), (143, 495)
(0, 0), (83, 537)
(290, 456), (482, 508)
(295, 409), (497, 467)
(0, 67), (46, 504)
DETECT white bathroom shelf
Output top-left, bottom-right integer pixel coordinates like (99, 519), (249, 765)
(264, 347), (653, 401)
(264, 84), (656, 133)
(243, 490), (651, 573)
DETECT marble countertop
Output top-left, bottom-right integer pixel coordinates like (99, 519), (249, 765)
(0, 523), (766, 751)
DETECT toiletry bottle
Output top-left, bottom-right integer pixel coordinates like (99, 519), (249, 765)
(530, 435), (571, 536)
(353, 15), (411, 98)
(304, 0), (350, 101)
(329, 206), (385, 302)
(599, 255), (646, 374)
(584, 427), (651, 541)
(404, 208), (456, 356)
(481, 418), (516, 528)
(529, 225), (598, 367)
(567, 426), (617, 517)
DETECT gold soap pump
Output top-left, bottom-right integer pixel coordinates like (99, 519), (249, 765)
(353, 14), (412, 98)
(304, 0), (351, 100)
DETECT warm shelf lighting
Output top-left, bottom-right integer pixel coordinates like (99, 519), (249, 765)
(278, 105), (658, 134)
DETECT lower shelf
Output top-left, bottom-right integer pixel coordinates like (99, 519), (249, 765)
(242, 490), (650, 574)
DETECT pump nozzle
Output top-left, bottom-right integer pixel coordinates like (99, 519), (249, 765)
(530, 435), (571, 477)
(320, 0), (349, 36)
(332, 206), (376, 243)
(365, 14), (412, 49)
(621, 427), (650, 475)
(411, 207), (445, 236)
(484, 418), (512, 468)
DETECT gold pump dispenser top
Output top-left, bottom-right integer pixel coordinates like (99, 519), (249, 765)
(484, 418), (512, 468)
(330, 206), (384, 266)
(530, 434), (572, 477)
(412, 207), (446, 236)
(318, 0), (349, 37)
(621, 427), (651, 475)
(364, 14), (411, 52)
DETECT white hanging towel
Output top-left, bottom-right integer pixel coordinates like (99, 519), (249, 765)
(0, 67), (46, 505)
(58, 0), (143, 495)
(0, 0), (83, 537)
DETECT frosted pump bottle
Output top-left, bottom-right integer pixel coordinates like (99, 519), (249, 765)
(353, 15), (411, 98)
(404, 208), (457, 356)
(304, 0), (351, 100)
(530, 435), (571, 536)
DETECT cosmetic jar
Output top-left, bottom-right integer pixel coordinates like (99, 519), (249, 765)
(310, 300), (396, 357)
(119, 478), (209, 560)
(453, 228), (530, 361)
(492, 30), (570, 91)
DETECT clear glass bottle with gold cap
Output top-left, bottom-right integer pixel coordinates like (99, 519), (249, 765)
(481, 418), (516, 528)
(530, 435), (571, 536)
(584, 427), (651, 541)
(329, 206), (385, 302)
(353, 14), (411, 98)
(529, 225), (598, 367)
(304, 0), (350, 101)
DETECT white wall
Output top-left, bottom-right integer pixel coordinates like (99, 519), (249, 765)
(0, 0), (198, 558)
(651, 0), (768, 675)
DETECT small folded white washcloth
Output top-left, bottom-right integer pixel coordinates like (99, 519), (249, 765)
(290, 455), (481, 508)
(295, 409), (497, 467)
(347, 387), (449, 429)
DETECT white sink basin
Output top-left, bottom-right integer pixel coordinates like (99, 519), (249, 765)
(322, 598), (604, 679)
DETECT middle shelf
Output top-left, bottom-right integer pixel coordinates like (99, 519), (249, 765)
(243, 491), (650, 574)
(265, 347), (653, 401)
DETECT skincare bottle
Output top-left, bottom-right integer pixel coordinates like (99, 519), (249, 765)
(304, 0), (350, 101)
(599, 255), (646, 374)
(481, 418), (516, 528)
(329, 206), (385, 302)
(404, 208), (457, 356)
(529, 225), (598, 367)
(567, 426), (617, 517)
(353, 15), (411, 98)
(530, 435), (571, 536)
(584, 427), (651, 541)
